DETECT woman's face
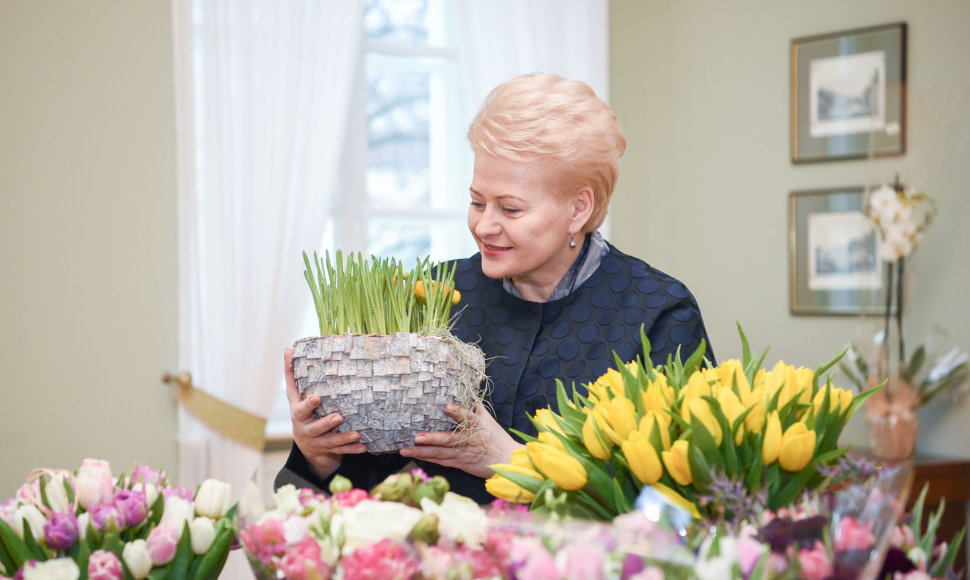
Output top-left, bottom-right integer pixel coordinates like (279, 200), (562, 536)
(468, 153), (592, 301)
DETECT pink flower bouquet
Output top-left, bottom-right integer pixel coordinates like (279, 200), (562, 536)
(0, 459), (236, 580)
(236, 469), (696, 580)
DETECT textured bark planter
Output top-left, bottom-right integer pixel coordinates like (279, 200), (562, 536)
(292, 333), (486, 453)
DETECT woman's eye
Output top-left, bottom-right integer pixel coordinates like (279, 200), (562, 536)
(503, 207), (521, 215)
(470, 201), (484, 209)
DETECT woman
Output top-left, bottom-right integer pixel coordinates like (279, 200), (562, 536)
(277, 73), (715, 503)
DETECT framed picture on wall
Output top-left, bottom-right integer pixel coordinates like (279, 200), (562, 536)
(791, 22), (906, 163)
(789, 187), (893, 315)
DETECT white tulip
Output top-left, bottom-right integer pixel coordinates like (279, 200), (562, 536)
(77, 513), (90, 540)
(338, 500), (423, 554)
(419, 492), (487, 549)
(22, 558), (80, 580)
(45, 474), (70, 514)
(189, 517), (216, 555)
(132, 482), (159, 508)
(194, 479), (232, 519)
(160, 495), (193, 531)
(14, 504), (46, 541)
(122, 539), (153, 579)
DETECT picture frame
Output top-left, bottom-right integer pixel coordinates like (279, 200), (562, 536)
(789, 187), (892, 315)
(791, 22), (906, 163)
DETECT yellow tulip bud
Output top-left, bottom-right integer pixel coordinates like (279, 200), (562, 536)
(526, 442), (587, 491)
(794, 367), (814, 404)
(688, 399), (722, 446)
(661, 440), (692, 486)
(683, 371), (712, 400)
(534, 408), (565, 435)
(593, 368), (625, 396)
(762, 411), (782, 464)
(638, 411), (671, 450)
(485, 465), (540, 503)
(582, 414), (613, 460)
(779, 422), (816, 472)
(812, 384), (854, 416)
(621, 431), (663, 485)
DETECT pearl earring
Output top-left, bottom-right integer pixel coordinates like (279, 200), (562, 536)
(569, 232), (577, 249)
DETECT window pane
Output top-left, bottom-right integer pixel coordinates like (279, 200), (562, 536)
(368, 216), (477, 263)
(364, 0), (428, 44)
(366, 53), (431, 208)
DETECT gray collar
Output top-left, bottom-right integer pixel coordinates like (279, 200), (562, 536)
(502, 231), (609, 301)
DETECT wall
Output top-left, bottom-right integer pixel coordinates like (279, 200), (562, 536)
(609, 0), (970, 453)
(0, 1), (178, 496)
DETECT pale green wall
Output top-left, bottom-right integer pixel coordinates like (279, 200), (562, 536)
(0, 2), (178, 496)
(610, 0), (970, 454)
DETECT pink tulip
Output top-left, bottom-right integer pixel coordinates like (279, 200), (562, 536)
(562, 542), (605, 580)
(797, 541), (833, 580)
(278, 536), (331, 580)
(76, 459), (115, 510)
(146, 523), (180, 565)
(239, 518), (287, 566)
(88, 549), (123, 580)
(341, 539), (417, 580)
(834, 517), (875, 552)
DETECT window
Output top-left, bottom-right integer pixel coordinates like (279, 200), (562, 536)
(267, 0), (475, 435)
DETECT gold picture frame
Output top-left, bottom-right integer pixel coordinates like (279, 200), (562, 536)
(791, 22), (906, 163)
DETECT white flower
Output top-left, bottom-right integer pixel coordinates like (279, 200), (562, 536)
(14, 504), (46, 541)
(869, 185), (901, 219)
(694, 534), (740, 580)
(132, 482), (159, 508)
(122, 539), (153, 579)
(160, 495), (193, 531)
(194, 479), (232, 519)
(22, 558), (80, 580)
(907, 546), (928, 569)
(44, 474), (70, 514)
(189, 516), (216, 554)
(77, 513), (90, 540)
(75, 459), (114, 510)
(338, 499), (424, 554)
(283, 515), (310, 545)
(238, 481), (266, 523)
(419, 492), (487, 549)
(272, 484), (302, 515)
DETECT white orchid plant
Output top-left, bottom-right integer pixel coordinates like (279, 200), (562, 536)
(841, 177), (969, 413)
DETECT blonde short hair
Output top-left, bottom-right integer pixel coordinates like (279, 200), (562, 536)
(467, 73), (626, 233)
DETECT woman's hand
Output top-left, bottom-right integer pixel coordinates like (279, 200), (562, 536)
(285, 347), (366, 479)
(399, 403), (522, 479)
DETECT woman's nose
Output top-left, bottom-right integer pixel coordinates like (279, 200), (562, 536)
(474, 207), (501, 237)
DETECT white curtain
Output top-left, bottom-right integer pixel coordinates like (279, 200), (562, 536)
(171, 0), (364, 498)
(454, 0), (610, 114)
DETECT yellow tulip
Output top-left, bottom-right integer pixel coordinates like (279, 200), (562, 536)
(688, 399), (722, 446)
(779, 422), (816, 472)
(794, 367), (815, 404)
(604, 395), (638, 443)
(812, 384), (854, 416)
(537, 431), (565, 450)
(595, 368), (625, 396)
(582, 413), (613, 460)
(638, 410), (671, 450)
(485, 464), (541, 503)
(682, 371), (712, 400)
(621, 431), (663, 485)
(661, 440), (692, 486)
(534, 408), (565, 435)
(716, 389), (746, 445)
(742, 385), (767, 433)
(762, 411), (782, 464)
(716, 359), (752, 399)
(526, 442), (587, 491)
(642, 374), (673, 412)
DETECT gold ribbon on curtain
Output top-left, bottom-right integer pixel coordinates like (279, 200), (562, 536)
(162, 372), (267, 451)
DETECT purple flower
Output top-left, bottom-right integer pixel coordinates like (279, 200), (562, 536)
(90, 503), (123, 532)
(44, 512), (79, 550)
(130, 464), (165, 487)
(113, 490), (148, 527)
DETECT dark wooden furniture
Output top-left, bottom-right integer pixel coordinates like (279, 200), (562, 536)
(909, 455), (970, 573)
